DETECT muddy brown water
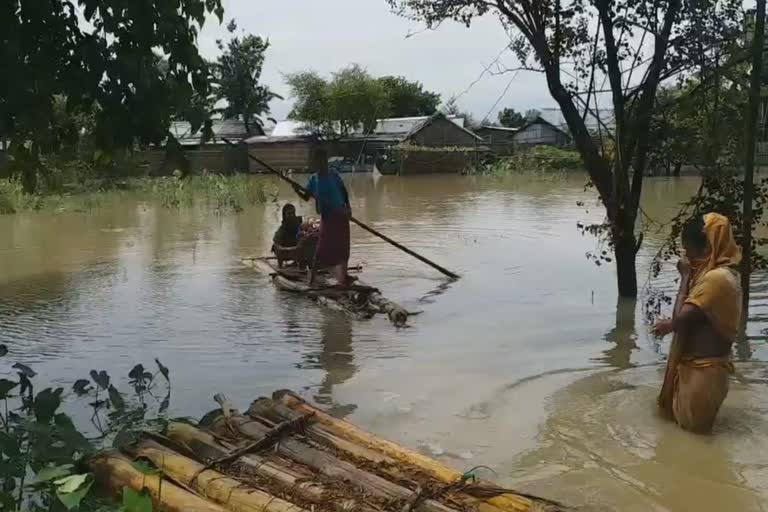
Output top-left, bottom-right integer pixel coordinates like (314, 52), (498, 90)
(1, 173), (767, 511)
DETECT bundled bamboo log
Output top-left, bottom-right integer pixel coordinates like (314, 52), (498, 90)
(166, 422), (372, 512)
(271, 391), (544, 512)
(89, 452), (228, 512)
(132, 439), (306, 512)
(209, 413), (458, 512)
(89, 390), (569, 512)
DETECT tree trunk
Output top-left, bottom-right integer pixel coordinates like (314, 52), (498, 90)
(614, 231), (638, 298)
(673, 161), (682, 177)
(742, 0), (766, 325)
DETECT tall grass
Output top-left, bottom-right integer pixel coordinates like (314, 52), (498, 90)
(0, 180), (45, 214)
(149, 173), (278, 213)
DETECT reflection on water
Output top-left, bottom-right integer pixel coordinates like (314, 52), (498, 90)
(1, 174), (768, 511)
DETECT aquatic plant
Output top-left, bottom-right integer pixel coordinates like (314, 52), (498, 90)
(0, 345), (171, 511)
(469, 146), (582, 177)
(149, 172), (277, 213)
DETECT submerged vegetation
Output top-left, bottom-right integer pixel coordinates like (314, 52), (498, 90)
(150, 173), (278, 213)
(0, 173), (278, 215)
(470, 146), (583, 177)
(0, 344), (171, 512)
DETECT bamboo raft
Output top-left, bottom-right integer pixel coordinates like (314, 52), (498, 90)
(242, 257), (411, 327)
(88, 390), (570, 512)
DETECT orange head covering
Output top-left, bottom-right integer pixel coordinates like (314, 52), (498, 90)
(688, 213), (742, 286)
(685, 213), (743, 341)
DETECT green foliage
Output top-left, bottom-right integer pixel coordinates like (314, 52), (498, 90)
(470, 146), (583, 176)
(122, 487), (152, 512)
(387, 0), (744, 297)
(2, 0), (224, 192)
(497, 108), (526, 129)
(0, 353), (172, 512)
(644, 173), (768, 322)
(214, 20), (282, 136)
(377, 76), (441, 117)
(441, 98), (478, 129)
(150, 173), (278, 213)
(286, 66), (437, 136)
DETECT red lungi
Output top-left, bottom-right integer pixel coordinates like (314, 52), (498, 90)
(316, 208), (350, 267)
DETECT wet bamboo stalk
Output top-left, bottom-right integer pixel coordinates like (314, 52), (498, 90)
(88, 452), (228, 512)
(211, 414), (458, 512)
(133, 439), (306, 512)
(167, 423), (328, 501)
(271, 391), (538, 512)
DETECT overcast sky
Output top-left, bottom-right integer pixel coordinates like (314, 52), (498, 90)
(195, 0), (556, 123)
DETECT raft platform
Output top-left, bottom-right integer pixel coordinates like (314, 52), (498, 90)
(242, 257), (411, 327)
(89, 390), (570, 512)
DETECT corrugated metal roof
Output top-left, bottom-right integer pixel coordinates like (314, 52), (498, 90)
(477, 125), (520, 132)
(169, 120), (250, 146)
(537, 107), (616, 134)
(269, 115), (466, 139)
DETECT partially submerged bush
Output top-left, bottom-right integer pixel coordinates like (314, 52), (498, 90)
(470, 146), (583, 176)
(0, 345), (171, 511)
(150, 172), (277, 213)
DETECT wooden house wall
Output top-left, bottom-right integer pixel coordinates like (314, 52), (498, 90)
(408, 117), (478, 147)
(135, 145), (248, 176)
(247, 141), (315, 173)
(513, 123), (570, 148)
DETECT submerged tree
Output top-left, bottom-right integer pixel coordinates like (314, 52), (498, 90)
(215, 20), (283, 136)
(387, 0), (742, 297)
(1, 0), (224, 192)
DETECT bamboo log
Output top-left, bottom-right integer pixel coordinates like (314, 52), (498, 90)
(248, 400), (516, 512)
(133, 439), (306, 512)
(272, 391), (541, 512)
(167, 422), (375, 512)
(88, 452), (227, 512)
(210, 414), (458, 512)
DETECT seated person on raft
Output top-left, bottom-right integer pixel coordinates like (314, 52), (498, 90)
(271, 203), (317, 269)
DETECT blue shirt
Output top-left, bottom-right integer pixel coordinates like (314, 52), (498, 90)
(306, 172), (348, 217)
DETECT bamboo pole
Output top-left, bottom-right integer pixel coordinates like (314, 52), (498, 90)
(133, 439), (306, 512)
(248, 399), (526, 512)
(88, 452), (227, 512)
(166, 422), (376, 512)
(271, 391), (541, 512)
(209, 414), (458, 512)
(223, 138), (460, 279)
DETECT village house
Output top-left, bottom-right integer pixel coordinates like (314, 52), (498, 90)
(246, 112), (485, 175)
(136, 119), (251, 175)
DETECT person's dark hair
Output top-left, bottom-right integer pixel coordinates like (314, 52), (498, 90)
(282, 203), (296, 220)
(682, 215), (707, 252)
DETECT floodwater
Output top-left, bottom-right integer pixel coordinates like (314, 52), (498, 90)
(1, 173), (768, 511)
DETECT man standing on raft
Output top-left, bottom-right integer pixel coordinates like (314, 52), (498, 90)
(294, 148), (352, 287)
(654, 213), (742, 433)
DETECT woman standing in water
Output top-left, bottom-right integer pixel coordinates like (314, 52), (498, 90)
(654, 213), (742, 433)
(294, 148), (352, 287)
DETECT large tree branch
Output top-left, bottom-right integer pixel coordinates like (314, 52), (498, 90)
(629, 0), (682, 217)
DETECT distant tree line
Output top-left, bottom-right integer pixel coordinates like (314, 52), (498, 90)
(285, 65), (441, 136)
